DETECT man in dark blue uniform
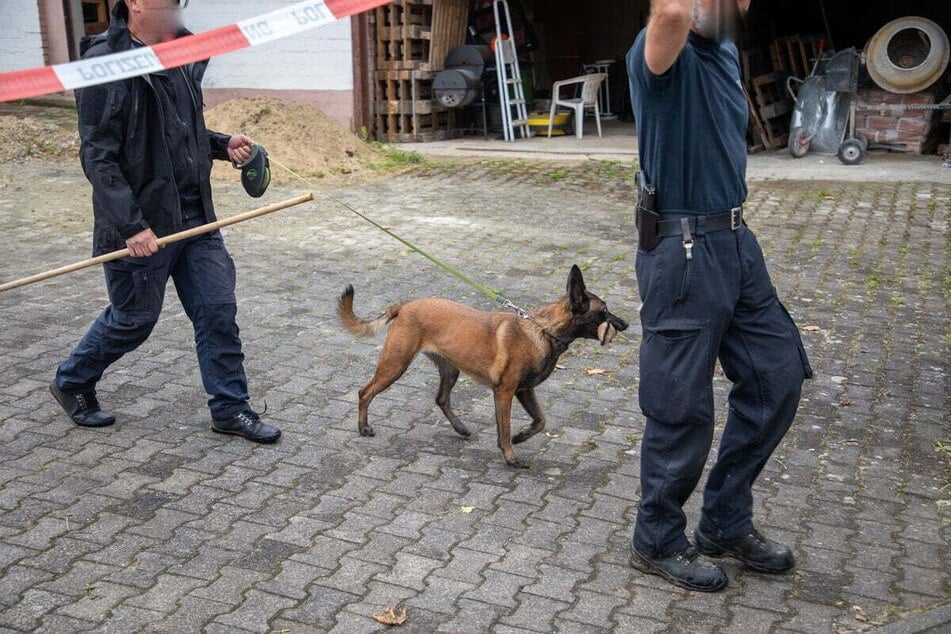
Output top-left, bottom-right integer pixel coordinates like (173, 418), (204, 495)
(627, 0), (813, 591)
(49, 0), (280, 443)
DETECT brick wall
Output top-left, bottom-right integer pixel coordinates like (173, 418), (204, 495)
(854, 90), (939, 154)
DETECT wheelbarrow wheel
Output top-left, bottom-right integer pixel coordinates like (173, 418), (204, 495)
(789, 128), (810, 158)
(838, 139), (866, 166)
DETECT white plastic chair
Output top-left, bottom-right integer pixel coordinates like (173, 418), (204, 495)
(547, 73), (607, 139)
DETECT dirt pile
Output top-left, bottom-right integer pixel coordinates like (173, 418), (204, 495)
(203, 97), (388, 183)
(0, 109), (80, 163)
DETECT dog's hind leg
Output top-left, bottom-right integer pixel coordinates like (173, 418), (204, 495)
(425, 353), (471, 438)
(358, 331), (418, 438)
(512, 388), (546, 445)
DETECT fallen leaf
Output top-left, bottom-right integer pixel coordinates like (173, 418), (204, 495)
(823, 195), (836, 201)
(460, 506), (474, 514)
(555, 364), (567, 370)
(839, 400), (853, 406)
(852, 605), (867, 622)
(586, 368), (608, 376)
(803, 325), (822, 332)
(545, 432), (562, 439)
(372, 606), (408, 626)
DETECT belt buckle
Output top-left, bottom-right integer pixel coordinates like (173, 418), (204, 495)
(730, 206), (742, 231)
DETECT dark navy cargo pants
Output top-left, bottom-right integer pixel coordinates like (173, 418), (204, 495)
(633, 219), (812, 559)
(55, 218), (250, 421)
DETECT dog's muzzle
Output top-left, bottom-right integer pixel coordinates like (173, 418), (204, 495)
(597, 315), (628, 346)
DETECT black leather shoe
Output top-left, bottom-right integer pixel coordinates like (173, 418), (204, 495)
(212, 410), (281, 443)
(694, 527), (795, 573)
(49, 382), (116, 428)
(630, 545), (728, 592)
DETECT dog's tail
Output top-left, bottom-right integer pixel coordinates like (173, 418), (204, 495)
(337, 285), (402, 337)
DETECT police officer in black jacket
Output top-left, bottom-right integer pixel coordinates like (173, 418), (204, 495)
(50, 0), (280, 443)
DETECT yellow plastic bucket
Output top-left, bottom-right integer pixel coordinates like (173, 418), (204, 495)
(528, 111), (571, 137)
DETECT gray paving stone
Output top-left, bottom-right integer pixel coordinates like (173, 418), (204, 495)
(144, 596), (234, 633)
(212, 589), (298, 633)
(501, 593), (572, 632)
(375, 552), (443, 592)
(123, 573), (207, 613)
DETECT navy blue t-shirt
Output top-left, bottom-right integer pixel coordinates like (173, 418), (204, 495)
(627, 29), (748, 214)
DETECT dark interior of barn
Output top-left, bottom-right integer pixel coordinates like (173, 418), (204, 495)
(442, 0), (950, 151)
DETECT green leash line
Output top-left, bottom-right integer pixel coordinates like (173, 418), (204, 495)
(268, 155), (512, 308)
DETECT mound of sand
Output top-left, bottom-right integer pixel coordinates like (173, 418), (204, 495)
(203, 97), (387, 183)
(0, 113), (80, 163)
(0, 97), (404, 183)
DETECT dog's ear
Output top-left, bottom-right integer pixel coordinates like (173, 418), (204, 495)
(567, 265), (589, 314)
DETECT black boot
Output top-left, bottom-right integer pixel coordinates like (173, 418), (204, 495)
(630, 545), (728, 592)
(694, 527), (795, 573)
(212, 410), (281, 443)
(49, 382), (116, 428)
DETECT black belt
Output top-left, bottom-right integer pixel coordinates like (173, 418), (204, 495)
(650, 207), (744, 237)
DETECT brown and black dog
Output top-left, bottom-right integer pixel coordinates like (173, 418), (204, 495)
(337, 265), (629, 468)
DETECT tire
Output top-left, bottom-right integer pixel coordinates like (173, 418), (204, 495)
(788, 128), (811, 158)
(838, 139), (866, 166)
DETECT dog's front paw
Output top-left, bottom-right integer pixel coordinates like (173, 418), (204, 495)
(359, 425), (376, 437)
(505, 457), (531, 469)
(512, 429), (532, 445)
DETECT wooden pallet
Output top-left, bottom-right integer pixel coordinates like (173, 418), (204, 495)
(769, 35), (822, 77)
(375, 0), (468, 71)
(375, 110), (453, 143)
(429, 0), (468, 70)
(750, 73), (792, 149)
(373, 69), (452, 142)
(374, 70), (443, 115)
(376, 32), (433, 71)
(376, 0), (434, 28)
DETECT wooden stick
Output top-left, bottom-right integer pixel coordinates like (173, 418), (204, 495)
(0, 193), (314, 293)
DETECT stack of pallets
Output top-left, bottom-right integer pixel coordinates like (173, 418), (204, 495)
(373, 0), (469, 142)
(742, 34), (822, 150)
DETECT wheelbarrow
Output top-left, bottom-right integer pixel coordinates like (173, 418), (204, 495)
(788, 17), (951, 166)
(787, 47), (869, 164)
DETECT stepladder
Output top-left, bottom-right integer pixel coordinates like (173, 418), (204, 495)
(493, 0), (530, 141)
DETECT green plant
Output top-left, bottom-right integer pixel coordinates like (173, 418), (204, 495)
(365, 145), (430, 171)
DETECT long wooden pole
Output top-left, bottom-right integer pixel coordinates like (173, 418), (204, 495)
(0, 193), (314, 294)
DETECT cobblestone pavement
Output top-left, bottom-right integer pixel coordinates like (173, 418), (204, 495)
(0, 160), (948, 633)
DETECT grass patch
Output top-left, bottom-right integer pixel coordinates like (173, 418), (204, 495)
(365, 142), (431, 171)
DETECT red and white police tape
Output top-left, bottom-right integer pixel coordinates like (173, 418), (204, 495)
(0, 0), (391, 103)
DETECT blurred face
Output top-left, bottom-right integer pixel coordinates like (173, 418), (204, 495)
(127, 0), (186, 43)
(694, 0), (751, 42)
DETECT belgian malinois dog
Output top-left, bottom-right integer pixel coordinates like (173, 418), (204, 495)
(337, 265), (629, 468)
